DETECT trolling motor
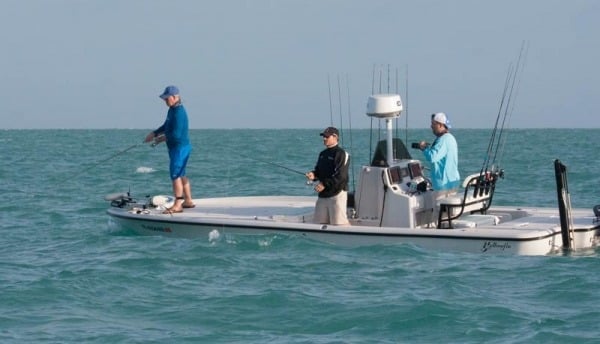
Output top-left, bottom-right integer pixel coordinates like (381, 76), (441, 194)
(593, 205), (600, 223)
(105, 191), (134, 208)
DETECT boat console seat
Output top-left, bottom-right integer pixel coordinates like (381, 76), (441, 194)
(437, 172), (500, 229)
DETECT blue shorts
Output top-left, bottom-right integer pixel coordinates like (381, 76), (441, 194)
(168, 145), (192, 180)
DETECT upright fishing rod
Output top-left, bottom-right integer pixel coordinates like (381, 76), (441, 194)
(370, 65), (376, 156)
(395, 66), (399, 139)
(481, 42), (528, 175)
(481, 63), (513, 175)
(493, 41), (528, 169)
(323, 72), (356, 190)
(328, 74), (334, 126)
(337, 74), (345, 147)
(345, 73), (356, 191)
(404, 64), (409, 145)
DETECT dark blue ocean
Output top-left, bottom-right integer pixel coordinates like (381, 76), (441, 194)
(1, 129), (600, 343)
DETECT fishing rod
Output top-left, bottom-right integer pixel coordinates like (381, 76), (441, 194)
(481, 41), (528, 176)
(345, 73), (356, 191)
(328, 74), (334, 126)
(370, 65), (376, 157)
(337, 74), (344, 147)
(405, 64), (409, 145)
(73, 134), (165, 180)
(493, 41), (528, 169)
(480, 63), (513, 176)
(72, 143), (144, 179)
(245, 156), (307, 176)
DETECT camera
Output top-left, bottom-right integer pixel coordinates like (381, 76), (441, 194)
(411, 142), (429, 149)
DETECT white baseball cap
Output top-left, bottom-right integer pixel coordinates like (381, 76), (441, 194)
(432, 112), (451, 128)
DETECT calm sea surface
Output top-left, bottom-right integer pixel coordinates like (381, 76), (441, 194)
(1, 129), (599, 343)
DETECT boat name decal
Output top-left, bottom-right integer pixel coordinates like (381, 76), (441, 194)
(481, 241), (512, 252)
(141, 224), (172, 233)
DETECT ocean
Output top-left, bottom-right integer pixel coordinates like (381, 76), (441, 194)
(1, 128), (599, 343)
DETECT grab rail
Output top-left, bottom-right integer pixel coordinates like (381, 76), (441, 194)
(437, 171), (502, 229)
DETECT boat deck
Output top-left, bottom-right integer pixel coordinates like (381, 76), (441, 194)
(140, 196), (598, 232)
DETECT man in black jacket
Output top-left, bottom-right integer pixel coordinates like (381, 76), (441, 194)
(305, 127), (350, 225)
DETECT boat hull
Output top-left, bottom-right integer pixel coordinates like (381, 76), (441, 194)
(106, 196), (600, 255)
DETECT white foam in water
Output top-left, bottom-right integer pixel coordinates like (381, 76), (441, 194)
(136, 166), (155, 173)
(208, 229), (221, 243)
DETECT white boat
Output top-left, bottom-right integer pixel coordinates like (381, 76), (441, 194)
(106, 94), (600, 255)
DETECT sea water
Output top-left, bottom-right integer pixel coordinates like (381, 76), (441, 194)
(1, 129), (599, 343)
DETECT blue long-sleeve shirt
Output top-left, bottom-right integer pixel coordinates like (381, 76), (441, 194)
(423, 133), (460, 191)
(154, 103), (190, 150)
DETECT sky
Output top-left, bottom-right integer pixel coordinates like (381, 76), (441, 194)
(0, 0), (598, 129)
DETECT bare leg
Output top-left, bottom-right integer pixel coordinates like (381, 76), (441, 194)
(171, 177), (184, 211)
(182, 177), (193, 204)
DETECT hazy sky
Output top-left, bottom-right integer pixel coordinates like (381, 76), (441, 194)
(1, 0), (598, 129)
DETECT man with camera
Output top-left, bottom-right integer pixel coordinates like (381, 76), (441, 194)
(416, 112), (460, 198)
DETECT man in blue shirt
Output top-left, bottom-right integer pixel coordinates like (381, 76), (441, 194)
(418, 112), (460, 197)
(144, 85), (194, 214)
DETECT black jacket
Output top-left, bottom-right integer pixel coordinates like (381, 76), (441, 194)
(313, 145), (349, 198)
